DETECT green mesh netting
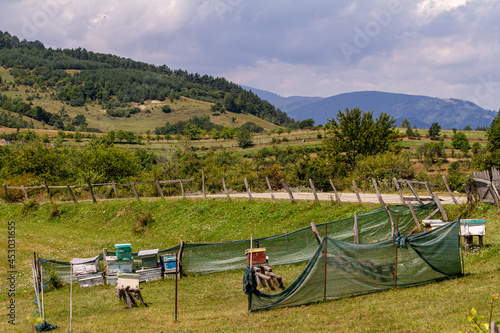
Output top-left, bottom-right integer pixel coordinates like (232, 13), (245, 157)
(249, 219), (462, 311)
(178, 203), (436, 274)
(39, 203), (436, 281)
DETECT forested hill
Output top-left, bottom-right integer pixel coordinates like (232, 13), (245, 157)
(0, 31), (293, 127)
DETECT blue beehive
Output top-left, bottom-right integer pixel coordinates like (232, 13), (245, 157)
(161, 253), (177, 273)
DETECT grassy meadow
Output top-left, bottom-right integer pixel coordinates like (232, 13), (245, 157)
(1, 198), (499, 332)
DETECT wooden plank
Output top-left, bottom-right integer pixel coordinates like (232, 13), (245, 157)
(112, 182), (119, 199)
(393, 178), (405, 204)
(67, 185), (78, 203)
(266, 177), (275, 203)
(309, 178), (319, 204)
(158, 179), (195, 184)
(103, 248), (108, 267)
(131, 183), (139, 200)
(244, 178), (253, 201)
(83, 175), (97, 203)
(442, 175), (459, 206)
(352, 180), (362, 205)
(310, 222), (322, 244)
(405, 180), (423, 204)
(43, 179), (51, 200)
(424, 207), (440, 220)
(201, 167), (206, 199)
(156, 181), (164, 198)
(372, 179), (385, 207)
(222, 178), (231, 200)
(329, 179), (342, 206)
(406, 201), (422, 231)
(402, 180), (437, 186)
(353, 214), (359, 244)
(467, 175), (479, 202)
(433, 193), (448, 222)
(281, 179), (295, 203)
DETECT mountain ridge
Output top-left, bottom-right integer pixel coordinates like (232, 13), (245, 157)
(241, 87), (496, 129)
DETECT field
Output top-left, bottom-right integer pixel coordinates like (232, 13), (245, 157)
(1, 198), (499, 332)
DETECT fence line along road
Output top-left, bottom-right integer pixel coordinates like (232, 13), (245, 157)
(197, 191), (466, 205)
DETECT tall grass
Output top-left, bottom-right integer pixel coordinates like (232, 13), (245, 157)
(0, 199), (498, 332)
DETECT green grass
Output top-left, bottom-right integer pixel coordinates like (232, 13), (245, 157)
(1, 198), (499, 332)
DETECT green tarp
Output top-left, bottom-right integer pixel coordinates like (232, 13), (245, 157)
(249, 219), (462, 311)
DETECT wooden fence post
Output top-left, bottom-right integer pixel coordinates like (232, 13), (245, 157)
(112, 182), (119, 200)
(463, 183), (474, 204)
(83, 175), (97, 203)
(201, 167), (206, 199)
(309, 179), (319, 204)
(3, 184), (9, 203)
(67, 185), (78, 203)
(329, 179), (342, 206)
(310, 222), (322, 244)
(179, 180), (186, 199)
(244, 178), (253, 201)
(433, 193), (449, 222)
(281, 179), (295, 203)
(393, 178), (405, 204)
(131, 182), (139, 200)
(21, 185), (29, 201)
(156, 181), (164, 199)
(442, 175), (458, 206)
(222, 178), (231, 200)
(43, 179), (51, 201)
(372, 179), (385, 207)
(406, 180), (423, 204)
(406, 201), (422, 231)
(352, 180), (362, 205)
(265, 177), (275, 203)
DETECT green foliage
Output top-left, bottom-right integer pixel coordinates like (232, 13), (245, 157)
(401, 118), (410, 128)
(416, 141), (447, 167)
(21, 198), (39, 214)
(0, 31), (294, 127)
(487, 121), (500, 152)
(471, 151), (500, 171)
(134, 212), (154, 234)
(452, 132), (470, 153)
(429, 122), (441, 140)
(354, 152), (414, 189)
(161, 104), (171, 113)
(236, 129), (253, 148)
(48, 268), (64, 289)
(323, 108), (400, 168)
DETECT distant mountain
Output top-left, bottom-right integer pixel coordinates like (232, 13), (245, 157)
(243, 88), (496, 129)
(240, 85), (323, 113)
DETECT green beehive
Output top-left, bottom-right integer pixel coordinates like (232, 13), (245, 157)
(115, 243), (132, 261)
(137, 249), (159, 269)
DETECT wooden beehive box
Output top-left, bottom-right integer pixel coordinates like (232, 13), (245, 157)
(117, 273), (140, 290)
(245, 248), (267, 265)
(114, 243), (132, 261)
(137, 249), (159, 269)
(70, 256), (100, 275)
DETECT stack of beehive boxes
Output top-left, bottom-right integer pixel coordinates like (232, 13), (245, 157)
(106, 244), (134, 285)
(70, 255), (103, 287)
(135, 249), (162, 282)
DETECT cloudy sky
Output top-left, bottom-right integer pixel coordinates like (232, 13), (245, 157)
(2, 0), (500, 110)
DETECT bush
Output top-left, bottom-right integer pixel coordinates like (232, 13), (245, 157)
(134, 212), (154, 234)
(354, 152), (414, 190)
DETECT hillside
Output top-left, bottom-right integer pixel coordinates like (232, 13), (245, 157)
(0, 31), (293, 133)
(245, 87), (496, 129)
(1, 198), (499, 332)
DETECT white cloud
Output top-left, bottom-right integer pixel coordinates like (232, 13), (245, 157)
(0, 0), (499, 110)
